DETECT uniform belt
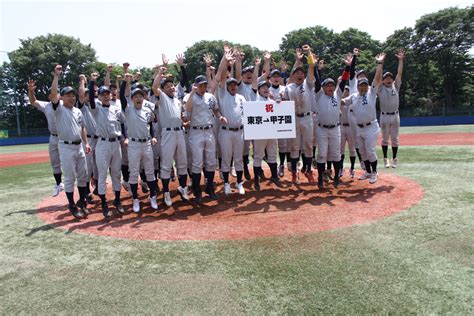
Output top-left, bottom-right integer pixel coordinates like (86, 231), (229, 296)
(192, 125), (213, 130)
(296, 112), (311, 118)
(381, 111), (399, 115)
(131, 137), (150, 143)
(61, 140), (81, 145)
(222, 126), (243, 132)
(342, 123), (350, 126)
(318, 122), (341, 129)
(100, 137), (119, 142)
(50, 133), (58, 137)
(87, 135), (99, 139)
(357, 122), (373, 128)
(164, 127), (183, 131)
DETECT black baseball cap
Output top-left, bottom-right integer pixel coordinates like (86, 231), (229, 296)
(383, 72), (394, 80)
(98, 86), (110, 95)
(357, 78), (369, 86)
(131, 88), (145, 97)
(226, 78), (238, 85)
(60, 86), (76, 96)
(194, 75), (208, 85)
(242, 66), (254, 74)
(292, 66), (306, 75)
(321, 78), (335, 87)
(160, 77), (174, 88)
(257, 80), (270, 89)
(270, 69), (281, 77)
(356, 69), (367, 78)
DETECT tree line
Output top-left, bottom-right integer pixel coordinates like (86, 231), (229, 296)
(0, 6), (472, 133)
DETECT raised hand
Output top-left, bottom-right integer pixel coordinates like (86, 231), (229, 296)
(27, 79), (36, 92)
(53, 65), (63, 77)
(175, 53), (185, 66)
(203, 53), (213, 66)
(191, 84), (198, 94)
(395, 48), (405, 60)
(223, 44), (231, 53)
(90, 72), (99, 81)
(318, 59), (325, 70)
(124, 73), (133, 82)
(79, 74), (87, 82)
(233, 47), (243, 61)
(85, 143), (91, 155)
(115, 75), (122, 81)
(162, 54), (169, 66)
(376, 52), (386, 63)
(106, 64), (113, 72)
(224, 50), (235, 63)
(280, 58), (287, 72)
(255, 56), (261, 66)
(295, 48), (304, 61)
(263, 51), (271, 61)
(344, 53), (353, 66)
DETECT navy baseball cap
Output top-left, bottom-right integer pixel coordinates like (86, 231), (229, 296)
(98, 86), (110, 95)
(270, 69), (281, 77)
(292, 66), (306, 75)
(226, 78), (238, 85)
(357, 78), (369, 86)
(242, 66), (254, 74)
(344, 85), (350, 90)
(194, 75), (208, 85)
(131, 88), (145, 97)
(60, 86), (76, 96)
(383, 72), (394, 80)
(257, 80), (270, 89)
(321, 78), (335, 87)
(356, 69), (367, 78)
(160, 77), (174, 88)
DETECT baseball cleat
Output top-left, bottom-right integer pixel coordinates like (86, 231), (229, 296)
(349, 169), (355, 179)
(224, 183), (231, 195)
(113, 201), (125, 215)
(170, 168), (176, 182)
(305, 171), (315, 183)
(76, 200), (89, 216)
(59, 183), (65, 191)
(244, 168), (251, 181)
(278, 165), (284, 177)
(384, 158), (390, 168)
(369, 172), (378, 184)
(177, 186), (190, 201)
(270, 177), (284, 188)
(68, 204), (84, 219)
(312, 159), (317, 169)
(287, 161), (292, 172)
(141, 180), (149, 193)
(259, 168), (267, 180)
(391, 158), (398, 168)
(360, 161), (366, 170)
(205, 186), (218, 200)
(291, 171), (300, 184)
(338, 168), (344, 178)
(121, 181), (131, 192)
(85, 193), (94, 205)
(297, 160), (303, 171)
(334, 176), (340, 188)
(164, 192), (173, 207)
(359, 172), (371, 180)
(132, 198), (141, 213)
(254, 178), (261, 191)
(231, 167), (237, 178)
(149, 195), (158, 210)
(237, 182), (245, 195)
(102, 203), (112, 219)
(318, 178), (324, 190)
(52, 184), (61, 197)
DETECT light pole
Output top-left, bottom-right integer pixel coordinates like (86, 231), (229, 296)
(0, 50), (21, 136)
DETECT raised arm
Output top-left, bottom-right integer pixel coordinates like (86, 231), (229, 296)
(304, 45), (316, 84)
(104, 64), (113, 87)
(185, 85), (197, 113)
(176, 53), (189, 91)
(339, 53), (352, 92)
(78, 74), (87, 107)
(350, 48), (359, 80)
(151, 66), (167, 98)
(291, 48), (304, 73)
(263, 51), (271, 79)
(217, 47), (234, 88)
(120, 73), (133, 111)
(373, 53), (386, 88)
(88, 72), (99, 109)
(395, 49), (405, 90)
(50, 65), (62, 106)
(251, 57), (261, 90)
(27, 80), (39, 107)
(234, 47), (243, 84)
(203, 54), (216, 93)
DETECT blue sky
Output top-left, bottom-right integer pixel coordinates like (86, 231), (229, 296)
(1, 0), (472, 67)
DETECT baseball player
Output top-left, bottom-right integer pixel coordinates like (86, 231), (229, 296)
(342, 53), (385, 184)
(339, 85), (356, 178)
(120, 75), (159, 213)
(88, 73), (125, 218)
(184, 75), (219, 202)
(26, 80), (63, 197)
(313, 54), (351, 189)
(151, 66), (190, 207)
(379, 49), (405, 168)
(49, 65), (91, 219)
(283, 46), (316, 184)
(215, 47), (246, 195)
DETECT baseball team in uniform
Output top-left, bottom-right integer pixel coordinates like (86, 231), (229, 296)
(27, 45), (405, 220)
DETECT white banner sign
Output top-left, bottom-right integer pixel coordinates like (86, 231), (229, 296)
(243, 101), (296, 140)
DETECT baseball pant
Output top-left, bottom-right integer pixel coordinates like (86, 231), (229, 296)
(184, 130), (193, 171)
(121, 140), (129, 166)
(58, 142), (87, 193)
(317, 126), (341, 163)
(278, 139), (289, 153)
(190, 128), (217, 174)
(85, 137), (98, 179)
(160, 129), (187, 179)
(128, 140), (155, 184)
(49, 135), (61, 174)
(218, 128), (244, 172)
(380, 113), (400, 147)
(312, 114), (319, 148)
(340, 124), (356, 156)
(253, 139), (278, 167)
(290, 115), (313, 158)
(348, 111), (360, 149)
(96, 139), (122, 195)
(357, 121), (380, 162)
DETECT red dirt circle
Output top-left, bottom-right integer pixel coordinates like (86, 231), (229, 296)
(36, 171), (424, 241)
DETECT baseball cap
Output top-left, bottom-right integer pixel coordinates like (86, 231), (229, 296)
(160, 77), (174, 88)
(321, 78), (335, 87)
(383, 72), (394, 80)
(270, 69), (281, 77)
(257, 80), (270, 89)
(344, 85), (350, 91)
(226, 78), (238, 85)
(194, 75), (208, 85)
(60, 86), (76, 96)
(357, 78), (369, 86)
(98, 86), (110, 95)
(356, 69), (367, 78)
(242, 66), (254, 74)
(131, 88), (145, 97)
(292, 66), (306, 75)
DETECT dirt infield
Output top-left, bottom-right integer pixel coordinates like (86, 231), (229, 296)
(0, 151), (50, 168)
(36, 171), (424, 241)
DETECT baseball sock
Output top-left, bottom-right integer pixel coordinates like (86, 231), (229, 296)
(334, 161), (341, 180)
(301, 154), (307, 173)
(317, 163), (325, 182)
(236, 171), (243, 183)
(78, 186), (86, 203)
(147, 181), (157, 197)
(66, 192), (75, 206)
(178, 175), (187, 188)
(218, 158), (222, 170)
(99, 194), (106, 203)
(313, 146), (316, 159)
(140, 170), (146, 183)
(286, 153), (291, 165)
(121, 165), (129, 182)
(53, 173), (62, 185)
(356, 148), (362, 162)
(154, 170), (160, 190)
(223, 172), (229, 183)
(162, 178), (170, 192)
(253, 166), (260, 185)
(243, 155), (250, 172)
(306, 157), (313, 172)
(114, 191), (121, 204)
(269, 163), (278, 179)
(279, 152), (286, 165)
(364, 160), (372, 173)
(205, 171), (215, 185)
(130, 183), (139, 199)
(291, 158), (298, 173)
(192, 173), (202, 196)
(350, 156), (356, 170)
(382, 145), (388, 159)
(85, 182), (91, 195)
(371, 160), (378, 173)
(327, 161), (332, 173)
(392, 146), (398, 159)
(341, 154), (345, 167)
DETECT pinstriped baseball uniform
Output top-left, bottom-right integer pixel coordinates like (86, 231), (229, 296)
(80, 103), (98, 180)
(238, 82), (255, 157)
(252, 93), (278, 167)
(378, 82), (401, 147)
(340, 102), (356, 157)
(269, 85), (290, 154)
(315, 89), (342, 163)
(36, 101), (61, 174)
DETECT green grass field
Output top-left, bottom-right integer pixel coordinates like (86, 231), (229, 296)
(0, 125), (473, 314)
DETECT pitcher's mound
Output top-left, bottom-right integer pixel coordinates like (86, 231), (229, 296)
(36, 171), (424, 240)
